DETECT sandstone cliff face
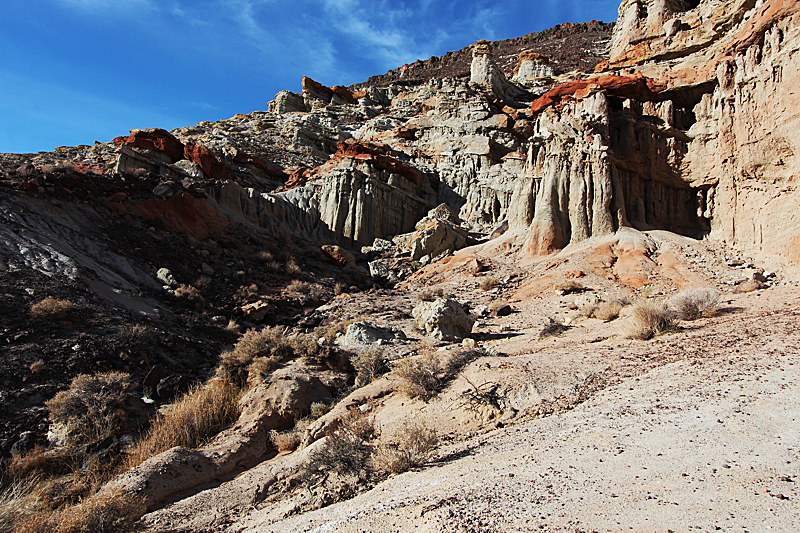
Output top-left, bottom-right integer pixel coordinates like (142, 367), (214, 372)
(8, 1), (796, 274)
(603, 0), (800, 267)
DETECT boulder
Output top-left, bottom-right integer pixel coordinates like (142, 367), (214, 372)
(156, 268), (178, 288)
(338, 321), (406, 347)
(412, 298), (475, 341)
(409, 219), (468, 262)
(321, 244), (356, 266)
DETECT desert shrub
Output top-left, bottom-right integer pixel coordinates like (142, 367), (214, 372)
(307, 284), (329, 304)
(116, 324), (158, 355)
(539, 318), (570, 339)
(310, 402), (331, 419)
(394, 350), (442, 400)
(373, 421), (438, 475)
(458, 376), (507, 413)
(175, 284), (205, 307)
(5, 446), (81, 483)
(554, 280), (584, 294)
(124, 377), (242, 469)
(669, 288), (721, 320)
(255, 250), (274, 262)
(29, 298), (74, 320)
(218, 326), (293, 385)
(46, 372), (139, 446)
(29, 361), (46, 373)
(234, 283), (259, 302)
(288, 279), (311, 294)
(626, 300), (678, 340)
(351, 346), (388, 388)
(303, 409), (376, 485)
(225, 319), (241, 334)
(290, 333), (323, 361)
(270, 429), (301, 453)
(269, 417), (315, 453)
(478, 278), (499, 291)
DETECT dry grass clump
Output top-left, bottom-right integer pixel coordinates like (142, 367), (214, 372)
(419, 287), (445, 301)
(288, 279), (311, 294)
(192, 275), (212, 290)
(124, 377), (242, 470)
(46, 372), (139, 446)
(734, 279), (760, 294)
(373, 421), (438, 475)
(29, 360), (46, 373)
(351, 346), (388, 388)
(554, 280), (584, 294)
(29, 297), (74, 320)
(582, 300), (626, 321)
(488, 300), (508, 312)
(9, 486), (145, 533)
(626, 300), (678, 340)
(234, 283), (260, 302)
(287, 258), (303, 275)
(669, 288), (721, 320)
(479, 277), (499, 291)
(218, 326), (293, 385)
(270, 429), (302, 453)
(269, 417), (315, 453)
(5, 446), (81, 483)
(394, 350), (442, 400)
(245, 356), (283, 388)
(310, 402), (331, 419)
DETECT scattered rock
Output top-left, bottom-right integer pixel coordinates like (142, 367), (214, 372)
(412, 298), (475, 341)
(339, 321), (406, 347)
(156, 268), (178, 288)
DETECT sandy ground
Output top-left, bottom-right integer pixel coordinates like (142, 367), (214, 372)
(140, 230), (800, 533)
(231, 288), (800, 532)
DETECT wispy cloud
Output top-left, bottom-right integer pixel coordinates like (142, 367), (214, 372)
(55, 0), (158, 13)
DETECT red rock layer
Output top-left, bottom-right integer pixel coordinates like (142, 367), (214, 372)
(530, 74), (665, 115)
(113, 129), (185, 162)
(313, 141), (423, 187)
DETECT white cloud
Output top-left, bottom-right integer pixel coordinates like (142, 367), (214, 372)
(55, 0), (157, 13)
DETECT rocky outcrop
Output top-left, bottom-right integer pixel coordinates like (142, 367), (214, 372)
(470, 40), (524, 101)
(511, 52), (555, 86)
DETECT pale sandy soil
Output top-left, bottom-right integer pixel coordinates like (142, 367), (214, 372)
(232, 288), (800, 532)
(141, 231), (800, 533)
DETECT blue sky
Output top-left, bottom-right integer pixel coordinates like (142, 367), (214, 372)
(0, 0), (620, 154)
